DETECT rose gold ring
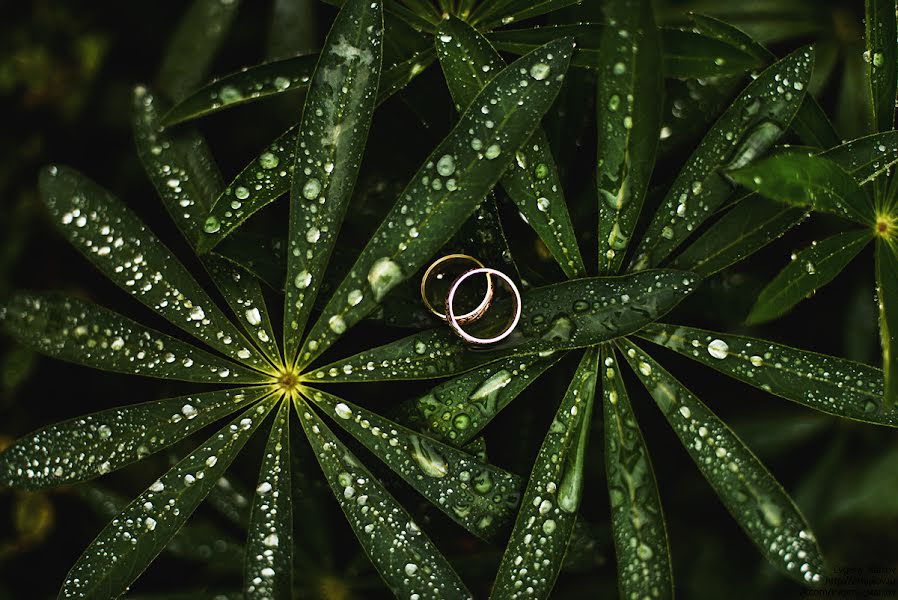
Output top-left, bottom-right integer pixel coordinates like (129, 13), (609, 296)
(446, 267), (521, 345)
(420, 254), (493, 324)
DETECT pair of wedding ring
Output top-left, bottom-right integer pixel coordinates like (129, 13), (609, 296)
(420, 254), (521, 345)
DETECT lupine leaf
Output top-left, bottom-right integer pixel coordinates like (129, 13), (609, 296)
(163, 41), (431, 127)
(215, 233), (288, 291)
(133, 85), (224, 245)
(280, 0), (383, 363)
(376, 46), (436, 99)
(436, 17), (585, 278)
(202, 255), (283, 366)
(488, 24), (759, 78)
(490, 349), (598, 600)
(395, 353), (562, 446)
(617, 338), (825, 584)
(0, 386), (269, 490)
(596, 0), (662, 273)
(629, 46), (813, 270)
(672, 195), (807, 275)
(162, 54), (317, 126)
(207, 475), (253, 527)
(294, 397), (471, 599)
(821, 132), (898, 185)
(877, 239), (898, 409)
(865, 0), (897, 133)
(306, 270), (697, 382)
(688, 13), (839, 149)
(487, 24), (604, 68)
(636, 323), (893, 425)
(59, 398), (278, 599)
(192, 48), (435, 256)
(475, 0), (587, 29)
(132, 87), (283, 365)
(244, 400), (293, 599)
(746, 230), (872, 324)
(158, 0), (240, 102)
(600, 346), (672, 599)
(268, 0), (317, 58)
(0, 293), (265, 384)
(296, 39), (575, 369)
(660, 29), (763, 79)
(305, 387), (522, 541)
(38, 166), (272, 372)
(199, 125), (298, 253)
(78, 485), (244, 569)
(730, 153), (876, 225)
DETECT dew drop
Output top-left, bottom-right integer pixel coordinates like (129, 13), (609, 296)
(367, 257), (404, 301)
(530, 62), (550, 80)
(259, 152), (279, 169)
(203, 216), (221, 234)
(707, 339), (729, 359)
(302, 178), (322, 200)
(436, 154), (456, 176)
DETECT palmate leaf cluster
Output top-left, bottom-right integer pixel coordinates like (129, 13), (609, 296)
(0, 0), (896, 598)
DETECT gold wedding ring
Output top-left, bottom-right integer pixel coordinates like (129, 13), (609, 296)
(420, 254), (493, 324)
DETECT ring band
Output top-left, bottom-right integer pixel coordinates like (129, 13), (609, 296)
(420, 254), (493, 323)
(446, 268), (521, 345)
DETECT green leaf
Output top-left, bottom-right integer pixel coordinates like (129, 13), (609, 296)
(163, 42), (432, 127)
(636, 323), (893, 426)
(59, 398), (278, 599)
(596, 0), (662, 274)
(305, 387), (522, 541)
(133, 86), (224, 245)
(730, 153), (876, 226)
(488, 24), (760, 78)
(490, 349), (598, 600)
(294, 397), (471, 599)
(163, 54), (317, 126)
(193, 50), (438, 255)
(617, 338), (825, 584)
(206, 475), (253, 527)
(436, 17), (585, 278)
(214, 233), (287, 292)
(306, 270), (697, 382)
(746, 230), (871, 324)
(281, 0), (384, 364)
(78, 484), (244, 569)
(672, 195), (807, 276)
(267, 0), (317, 58)
(821, 132), (898, 185)
(877, 239), (898, 409)
(377, 46), (436, 99)
(630, 46), (814, 270)
(245, 401), (293, 599)
(296, 39), (575, 368)
(487, 24), (605, 69)
(0, 386), (269, 491)
(474, 0), (585, 29)
(396, 353), (562, 446)
(688, 13), (839, 149)
(38, 166), (273, 373)
(202, 254), (283, 367)
(0, 293), (266, 384)
(158, 0), (241, 101)
(133, 88), (283, 365)
(865, 0), (897, 133)
(600, 346), (672, 599)
(660, 29), (763, 79)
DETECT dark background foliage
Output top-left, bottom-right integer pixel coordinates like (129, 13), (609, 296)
(0, 1), (894, 598)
